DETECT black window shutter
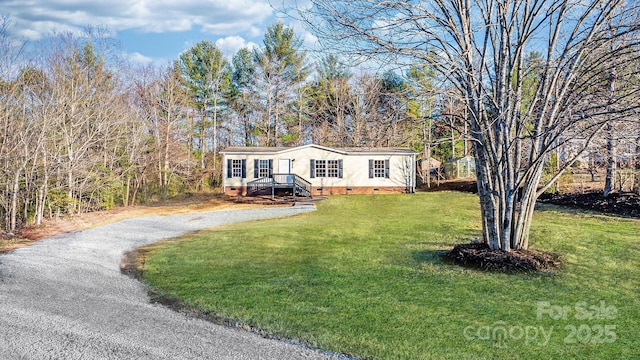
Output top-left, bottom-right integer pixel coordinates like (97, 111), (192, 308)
(227, 159), (232, 178)
(310, 159), (315, 178)
(241, 159), (246, 178)
(385, 159), (390, 178)
(254, 159), (259, 178)
(338, 160), (343, 178)
(268, 159), (273, 176)
(368, 159), (374, 178)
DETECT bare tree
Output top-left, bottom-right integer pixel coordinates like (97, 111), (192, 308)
(407, 65), (439, 187)
(0, 15), (23, 78)
(349, 73), (386, 146)
(295, 0), (640, 250)
(46, 34), (118, 213)
(0, 23), (134, 228)
(0, 71), (32, 231)
(134, 64), (193, 199)
(307, 55), (354, 146)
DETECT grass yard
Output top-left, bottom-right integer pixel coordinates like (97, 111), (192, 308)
(140, 192), (640, 359)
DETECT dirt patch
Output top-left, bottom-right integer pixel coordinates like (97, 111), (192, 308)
(1, 193), (288, 255)
(441, 242), (564, 273)
(120, 248), (147, 279)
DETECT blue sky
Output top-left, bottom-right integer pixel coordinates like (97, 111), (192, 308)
(2, 0), (315, 65)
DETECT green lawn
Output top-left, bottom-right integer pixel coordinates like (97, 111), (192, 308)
(140, 192), (640, 359)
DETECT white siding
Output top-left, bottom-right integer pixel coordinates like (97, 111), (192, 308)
(222, 145), (415, 192)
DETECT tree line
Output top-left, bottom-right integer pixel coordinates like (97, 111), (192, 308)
(3, 0), (638, 247)
(0, 19), (464, 232)
(298, 0), (640, 251)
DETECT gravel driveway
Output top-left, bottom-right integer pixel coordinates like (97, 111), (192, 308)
(0, 206), (339, 359)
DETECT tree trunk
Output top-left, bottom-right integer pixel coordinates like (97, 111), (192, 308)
(35, 170), (48, 226)
(633, 134), (640, 194)
(603, 122), (616, 198)
(67, 164), (75, 214)
(9, 170), (20, 232)
(451, 119), (455, 160)
(473, 140), (501, 250)
(274, 90), (280, 146)
(475, 167), (542, 251)
(200, 109), (206, 173)
(212, 96), (218, 185)
(124, 175), (130, 207)
(423, 114), (433, 188)
(604, 69), (617, 198)
(472, 122), (547, 251)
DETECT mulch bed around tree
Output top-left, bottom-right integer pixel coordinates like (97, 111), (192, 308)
(420, 180), (478, 193)
(434, 185), (640, 274)
(537, 190), (640, 218)
(423, 180), (640, 273)
(441, 242), (564, 273)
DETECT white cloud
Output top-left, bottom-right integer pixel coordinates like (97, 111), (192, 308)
(247, 26), (263, 39)
(14, 20), (82, 41)
(2, 0), (312, 66)
(126, 51), (154, 65)
(3, 0), (275, 39)
(302, 31), (318, 49)
(215, 36), (258, 57)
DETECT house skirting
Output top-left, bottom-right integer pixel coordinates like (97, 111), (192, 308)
(224, 186), (411, 197)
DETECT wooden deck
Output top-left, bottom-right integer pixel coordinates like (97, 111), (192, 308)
(246, 173), (312, 199)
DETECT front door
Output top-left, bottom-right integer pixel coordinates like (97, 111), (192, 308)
(279, 159), (291, 174)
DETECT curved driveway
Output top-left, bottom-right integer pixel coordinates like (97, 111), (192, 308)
(0, 206), (338, 359)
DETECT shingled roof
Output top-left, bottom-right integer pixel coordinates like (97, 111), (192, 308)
(220, 144), (416, 155)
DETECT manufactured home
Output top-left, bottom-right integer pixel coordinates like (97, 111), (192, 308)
(220, 144), (417, 197)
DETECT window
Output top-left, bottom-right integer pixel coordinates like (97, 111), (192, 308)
(258, 159), (270, 177)
(253, 159), (273, 178)
(369, 159), (390, 178)
(373, 160), (385, 178)
(315, 160), (327, 177)
(226, 159), (246, 178)
(310, 159), (342, 178)
(232, 160), (243, 177)
(327, 160), (339, 178)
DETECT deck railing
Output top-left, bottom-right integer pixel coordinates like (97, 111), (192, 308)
(246, 173), (312, 198)
(292, 175), (312, 197)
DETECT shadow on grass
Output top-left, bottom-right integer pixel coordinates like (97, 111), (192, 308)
(412, 249), (449, 265)
(411, 248), (479, 271)
(409, 230), (481, 268)
(535, 203), (597, 216)
(120, 246), (358, 360)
